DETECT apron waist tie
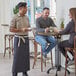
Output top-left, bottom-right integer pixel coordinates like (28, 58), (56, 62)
(14, 35), (28, 47)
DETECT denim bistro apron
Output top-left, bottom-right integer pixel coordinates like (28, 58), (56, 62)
(12, 35), (30, 73)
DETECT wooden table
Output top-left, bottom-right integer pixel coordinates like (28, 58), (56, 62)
(38, 32), (56, 36)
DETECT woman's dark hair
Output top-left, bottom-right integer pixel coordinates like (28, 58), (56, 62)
(43, 7), (50, 10)
(17, 2), (27, 9)
(69, 8), (76, 32)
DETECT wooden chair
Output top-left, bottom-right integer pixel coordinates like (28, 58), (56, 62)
(65, 36), (76, 76)
(32, 29), (53, 72)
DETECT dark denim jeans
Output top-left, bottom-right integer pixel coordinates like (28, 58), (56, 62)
(35, 35), (57, 55)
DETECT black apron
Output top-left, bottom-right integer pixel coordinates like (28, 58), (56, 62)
(12, 36), (30, 73)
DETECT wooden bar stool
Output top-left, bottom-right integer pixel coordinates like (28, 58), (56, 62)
(32, 40), (53, 72)
(65, 36), (76, 76)
(4, 34), (14, 58)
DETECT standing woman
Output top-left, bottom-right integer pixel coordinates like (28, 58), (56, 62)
(10, 2), (31, 76)
(57, 8), (76, 64)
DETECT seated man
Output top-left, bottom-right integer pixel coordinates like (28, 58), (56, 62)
(35, 7), (57, 58)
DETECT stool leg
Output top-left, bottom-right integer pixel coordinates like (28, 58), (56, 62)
(44, 58), (46, 67)
(4, 35), (6, 57)
(41, 48), (43, 72)
(12, 37), (14, 55)
(74, 51), (76, 76)
(9, 37), (11, 58)
(50, 52), (53, 67)
(65, 50), (67, 76)
(32, 41), (37, 69)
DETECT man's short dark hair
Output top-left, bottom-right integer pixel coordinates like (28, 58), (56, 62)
(17, 2), (27, 9)
(43, 7), (50, 10)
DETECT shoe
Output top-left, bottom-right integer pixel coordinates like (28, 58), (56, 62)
(12, 72), (17, 76)
(23, 72), (28, 76)
(42, 53), (47, 58)
(67, 60), (74, 66)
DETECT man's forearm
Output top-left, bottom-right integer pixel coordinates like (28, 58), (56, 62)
(10, 28), (22, 33)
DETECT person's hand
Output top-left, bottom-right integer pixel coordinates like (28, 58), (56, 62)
(45, 27), (50, 33)
(28, 28), (32, 31)
(53, 27), (59, 34)
(21, 28), (32, 32)
(21, 28), (26, 32)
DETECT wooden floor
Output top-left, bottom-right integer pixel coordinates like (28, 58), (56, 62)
(0, 53), (75, 76)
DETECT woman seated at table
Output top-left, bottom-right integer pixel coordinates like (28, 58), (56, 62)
(55, 8), (76, 65)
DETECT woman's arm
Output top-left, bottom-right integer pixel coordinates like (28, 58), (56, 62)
(59, 21), (73, 35)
